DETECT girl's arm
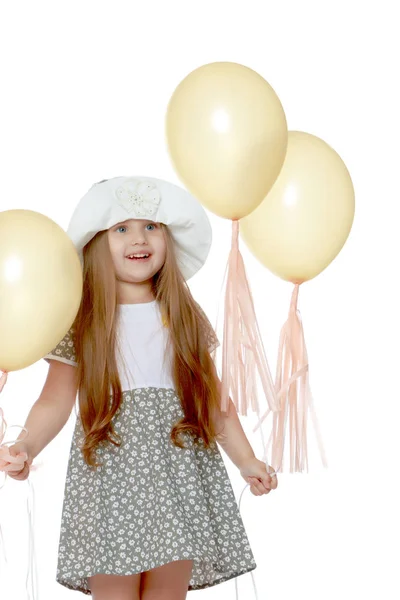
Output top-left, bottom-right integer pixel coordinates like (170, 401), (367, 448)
(14, 360), (78, 461)
(211, 364), (256, 470)
(215, 398), (256, 470)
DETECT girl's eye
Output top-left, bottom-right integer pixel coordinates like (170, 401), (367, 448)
(116, 223), (157, 233)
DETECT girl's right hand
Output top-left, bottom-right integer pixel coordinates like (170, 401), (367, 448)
(3, 442), (33, 481)
(1, 372), (33, 480)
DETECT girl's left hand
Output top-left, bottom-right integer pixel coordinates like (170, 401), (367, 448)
(239, 457), (278, 496)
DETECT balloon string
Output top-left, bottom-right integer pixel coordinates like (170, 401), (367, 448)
(0, 401), (39, 600)
(0, 502), (9, 579)
(0, 480), (39, 600)
(235, 373), (270, 600)
(26, 479), (39, 600)
(220, 220), (279, 416)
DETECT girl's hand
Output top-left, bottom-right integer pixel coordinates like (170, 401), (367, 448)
(0, 442), (33, 481)
(0, 372), (33, 480)
(239, 456), (278, 496)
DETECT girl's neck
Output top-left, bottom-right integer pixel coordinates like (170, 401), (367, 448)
(116, 283), (155, 305)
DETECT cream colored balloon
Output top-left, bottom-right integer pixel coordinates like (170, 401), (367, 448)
(240, 131), (355, 283)
(0, 210), (83, 371)
(166, 62), (288, 220)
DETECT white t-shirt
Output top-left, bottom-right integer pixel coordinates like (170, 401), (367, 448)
(116, 300), (174, 392)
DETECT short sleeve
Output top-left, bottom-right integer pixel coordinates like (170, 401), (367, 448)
(195, 303), (220, 353)
(43, 327), (78, 366)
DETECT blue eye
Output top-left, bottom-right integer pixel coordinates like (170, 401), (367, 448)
(116, 223), (156, 233)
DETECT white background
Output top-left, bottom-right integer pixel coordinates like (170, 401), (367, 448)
(0, 1), (399, 599)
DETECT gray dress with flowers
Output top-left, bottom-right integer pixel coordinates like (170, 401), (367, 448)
(43, 300), (256, 594)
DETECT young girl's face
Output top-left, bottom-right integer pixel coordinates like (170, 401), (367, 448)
(107, 218), (166, 285)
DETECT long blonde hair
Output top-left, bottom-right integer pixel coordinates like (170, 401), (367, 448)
(72, 224), (224, 468)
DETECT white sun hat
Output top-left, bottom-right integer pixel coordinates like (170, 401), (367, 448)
(66, 176), (212, 280)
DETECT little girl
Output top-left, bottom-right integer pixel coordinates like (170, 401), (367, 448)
(6, 176), (277, 600)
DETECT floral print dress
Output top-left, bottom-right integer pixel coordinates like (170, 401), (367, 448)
(43, 301), (256, 594)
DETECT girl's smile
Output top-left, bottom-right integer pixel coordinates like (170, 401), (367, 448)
(125, 253), (152, 264)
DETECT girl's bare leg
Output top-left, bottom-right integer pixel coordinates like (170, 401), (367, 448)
(88, 573), (142, 600)
(140, 559), (193, 600)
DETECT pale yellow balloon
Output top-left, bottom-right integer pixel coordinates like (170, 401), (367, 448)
(166, 62), (288, 220)
(240, 131), (355, 283)
(0, 210), (83, 371)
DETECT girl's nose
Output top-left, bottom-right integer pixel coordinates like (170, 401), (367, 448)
(130, 235), (146, 244)
(128, 223), (148, 243)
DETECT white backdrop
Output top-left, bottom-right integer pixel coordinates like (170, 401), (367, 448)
(0, 1), (399, 599)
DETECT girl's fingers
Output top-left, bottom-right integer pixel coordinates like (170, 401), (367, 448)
(253, 476), (271, 493)
(249, 482), (261, 496)
(267, 467), (278, 489)
(248, 476), (270, 495)
(8, 464), (29, 480)
(250, 484), (267, 496)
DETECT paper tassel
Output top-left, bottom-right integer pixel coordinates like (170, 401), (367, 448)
(253, 284), (328, 473)
(219, 220), (279, 416)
